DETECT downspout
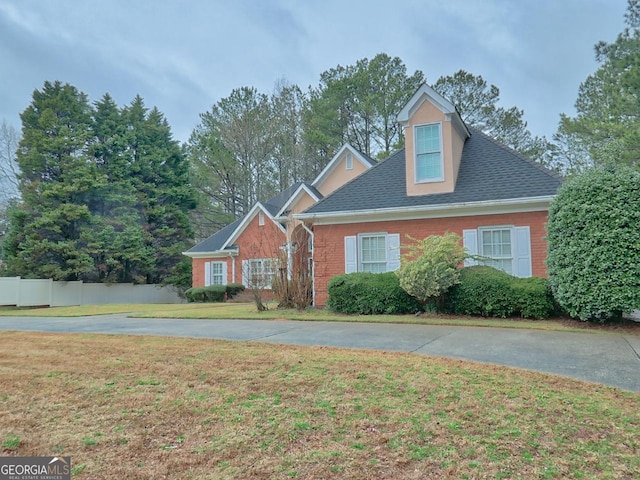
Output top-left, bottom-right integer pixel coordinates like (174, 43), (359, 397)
(230, 253), (236, 284)
(301, 222), (315, 307)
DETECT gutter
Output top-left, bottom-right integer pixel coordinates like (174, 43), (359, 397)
(182, 250), (239, 259)
(294, 195), (556, 225)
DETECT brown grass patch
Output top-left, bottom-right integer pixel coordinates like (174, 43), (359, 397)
(1, 332), (638, 479)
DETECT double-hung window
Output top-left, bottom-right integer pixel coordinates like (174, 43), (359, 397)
(415, 123), (443, 182)
(204, 261), (227, 286)
(360, 234), (387, 273)
(480, 228), (513, 274)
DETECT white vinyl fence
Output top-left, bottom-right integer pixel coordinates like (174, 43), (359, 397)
(0, 277), (184, 307)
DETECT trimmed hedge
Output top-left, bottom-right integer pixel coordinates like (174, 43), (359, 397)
(327, 272), (422, 315)
(447, 266), (554, 319)
(184, 283), (245, 303)
(225, 283), (246, 298)
(510, 277), (555, 320)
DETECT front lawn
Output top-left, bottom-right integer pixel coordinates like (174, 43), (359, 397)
(1, 332), (638, 479)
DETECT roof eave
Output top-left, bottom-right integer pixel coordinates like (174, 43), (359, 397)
(182, 249), (239, 259)
(294, 196), (556, 225)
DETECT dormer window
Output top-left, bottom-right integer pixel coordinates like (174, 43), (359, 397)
(415, 122), (443, 182)
(345, 152), (353, 170)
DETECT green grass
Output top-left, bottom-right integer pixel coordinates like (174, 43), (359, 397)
(1, 302), (638, 335)
(2, 332), (638, 478)
(2, 433), (21, 450)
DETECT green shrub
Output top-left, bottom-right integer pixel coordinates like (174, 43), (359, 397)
(225, 283), (245, 298)
(447, 266), (554, 319)
(327, 272), (422, 315)
(448, 266), (514, 318)
(547, 166), (640, 321)
(510, 277), (555, 319)
(396, 233), (465, 306)
(185, 284), (244, 303)
(184, 287), (204, 303)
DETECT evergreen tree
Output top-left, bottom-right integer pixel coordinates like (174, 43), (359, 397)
(556, 0), (640, 170)
(88, 94), (153, 283)
(4, 82), (194, 284)
(122, 98), (195, 283)
(4, 81), (96, 280)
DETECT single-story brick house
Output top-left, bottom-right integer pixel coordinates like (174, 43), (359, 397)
(184, 84), (563, 306)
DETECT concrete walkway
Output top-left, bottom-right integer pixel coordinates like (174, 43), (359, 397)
(1, 315), (639, 392)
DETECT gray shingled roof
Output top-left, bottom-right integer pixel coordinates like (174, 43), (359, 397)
(187, 181), (322, 254)
(187, 217), (243, 253)
(264, 181), (322, 216)
(303, 126), (563, 215)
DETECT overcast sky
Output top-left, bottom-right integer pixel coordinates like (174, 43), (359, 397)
(0, 0), (629, 144)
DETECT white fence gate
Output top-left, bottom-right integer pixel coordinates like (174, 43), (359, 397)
(0, 277), (184, 307)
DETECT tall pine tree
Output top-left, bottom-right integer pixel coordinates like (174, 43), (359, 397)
(3, 82), (194, 285)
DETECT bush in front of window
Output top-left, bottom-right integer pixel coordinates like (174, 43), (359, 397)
(448, 266), (514, 318)
(547, 166), (640, 322)
(327, 272), (422, 315)
(225, 283), (246, 298)
(447, 266), (554, 319)
(184, 284), (245, 303)
(396, 232), (466, 310)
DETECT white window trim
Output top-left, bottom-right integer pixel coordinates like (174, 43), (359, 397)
(414, 121), (444, 183)
(478, 226), (514, 275)
(463, 226), (532, 278)
(258, 211), (265, 226)
(358, 233), (387, 273)
(345, 152), (353, 170)
(344, 233), (401, 274)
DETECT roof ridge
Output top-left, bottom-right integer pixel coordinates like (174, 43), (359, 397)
(301, 148), (404, 213)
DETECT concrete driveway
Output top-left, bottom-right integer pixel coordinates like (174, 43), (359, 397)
(0, 315), (638, 392)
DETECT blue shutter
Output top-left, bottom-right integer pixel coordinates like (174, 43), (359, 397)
(204, 261), (212, 286)
(463, 229), (478, 266)
(386, 234), (401, 271)
(344, 236), (357, 273)
(514, 226), (532, 277)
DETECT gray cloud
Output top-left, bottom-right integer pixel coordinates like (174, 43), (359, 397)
(0, 0), (628, 143)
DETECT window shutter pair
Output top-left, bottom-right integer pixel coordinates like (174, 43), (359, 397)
(462, 227), (531, 277)
(344, 234), (401, 273)
(204, 261), (228, 286)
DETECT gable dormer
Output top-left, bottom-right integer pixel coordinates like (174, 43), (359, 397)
(397, 84), (470, 196)
(312, 143), (376, 197)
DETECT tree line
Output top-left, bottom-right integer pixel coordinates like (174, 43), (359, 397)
(187, 56), (557, 239)
(1, 0), (638, 285)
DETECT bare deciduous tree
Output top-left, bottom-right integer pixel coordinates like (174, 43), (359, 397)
(0, 120), (20, 203)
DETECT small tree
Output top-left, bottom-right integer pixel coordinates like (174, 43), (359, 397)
(547, 166), (640, 321)
(396, 233), (466, 310)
